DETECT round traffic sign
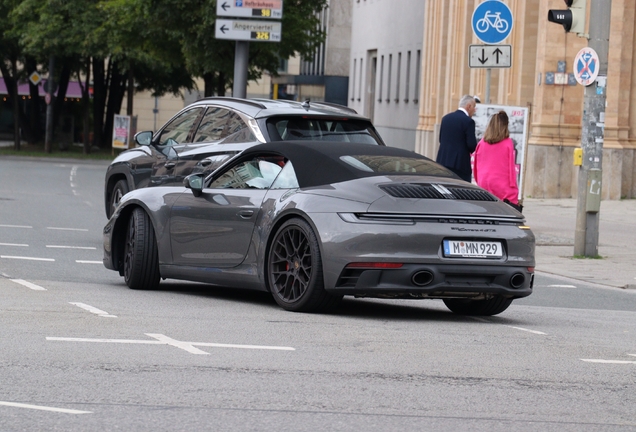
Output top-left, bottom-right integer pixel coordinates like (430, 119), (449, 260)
(573, 47), (599, 86)
(472, 1), (514, 44)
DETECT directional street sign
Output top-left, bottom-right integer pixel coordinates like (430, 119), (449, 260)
(215, 19), (282, 42)
(471, 0), (513, 44)
(573, 47), (600, 86)
(469, 45), (512, 68)
(217, 0), (283, 19)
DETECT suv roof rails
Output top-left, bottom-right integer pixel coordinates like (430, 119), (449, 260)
(198, 96), (267, 110)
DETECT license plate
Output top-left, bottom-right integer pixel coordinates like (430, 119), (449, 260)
(443, 240), (503, 258)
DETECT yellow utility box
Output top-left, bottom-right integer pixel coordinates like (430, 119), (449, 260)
(573, 148), (583, 166)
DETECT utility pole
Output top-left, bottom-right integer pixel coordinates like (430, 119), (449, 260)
(573, 0), (611, 257)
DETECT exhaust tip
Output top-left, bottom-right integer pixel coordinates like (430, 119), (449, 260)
(412, 270), (434, 287)
(510, 273), (526, 288)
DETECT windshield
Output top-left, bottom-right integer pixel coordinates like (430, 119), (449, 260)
(340, 155), (455, 177)
(266, 117), (384, 145)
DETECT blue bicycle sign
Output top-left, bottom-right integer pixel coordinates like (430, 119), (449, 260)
(472, 1), (513, 44)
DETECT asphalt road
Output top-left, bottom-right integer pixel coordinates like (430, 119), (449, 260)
(1, 158), (635, 431)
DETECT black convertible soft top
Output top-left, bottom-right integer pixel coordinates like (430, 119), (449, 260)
(237, 140), (457, 188)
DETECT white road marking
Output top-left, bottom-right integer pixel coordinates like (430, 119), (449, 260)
(506, 326), (547, 335)
(69, 302), (117, 318)
(0, 401), (91, 414)
(76, 260), (103, 264)
(581, 359), (636, 364)
(1, 255), (54, 262)
(0, 224), (32, 229)
(47, 333), (296, 354)
(146, 334), (210, 355)
(47, 337), (163, 345)
(548, 284), (577, 288)
(0, 243), (28, 247)
(47, 227), (89, 232)
(46, 245), (96, 250)
(11, 279), (47, 291)
(469, 317), (547, 335)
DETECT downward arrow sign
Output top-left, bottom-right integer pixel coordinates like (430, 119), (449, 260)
(478, 49), (488, 64)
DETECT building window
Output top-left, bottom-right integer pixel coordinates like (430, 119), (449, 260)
(378, 55), (384, 103)
(358, 58), (363, 102)
(351, 59), (356, 102)
(386, 54), (392, 103)
(414, 50), (421, 104)
(404, 51), (411, 103)
(395, 52), (401, 103)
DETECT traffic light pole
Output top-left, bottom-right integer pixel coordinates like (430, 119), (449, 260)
(573, 0), (611, 257)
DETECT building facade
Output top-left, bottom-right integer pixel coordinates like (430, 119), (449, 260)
(349, 0), (425, 150)
(352, 0), (636, 200)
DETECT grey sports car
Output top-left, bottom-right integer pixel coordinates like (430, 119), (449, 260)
(103, 141), (535, 316)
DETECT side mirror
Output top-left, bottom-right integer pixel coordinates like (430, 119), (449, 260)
(134, 131), (153, 146)
(184, 174), (203, 197)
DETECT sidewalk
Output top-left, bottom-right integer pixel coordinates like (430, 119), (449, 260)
(523, 198), (636, 289)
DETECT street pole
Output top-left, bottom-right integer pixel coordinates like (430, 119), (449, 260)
(573, 0), (611, 257)
(485, 68), (491, 103)
(44, 55), (55, 153)
(232, 41), (249, 98)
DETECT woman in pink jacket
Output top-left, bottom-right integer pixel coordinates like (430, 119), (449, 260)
(473, 111), (520, 210)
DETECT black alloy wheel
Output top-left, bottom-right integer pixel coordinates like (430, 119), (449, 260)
(123, 208), (160, 290)
(443, 296), (513, 316)
(267, 218), (341, 312)
(109, 179), (130, 219)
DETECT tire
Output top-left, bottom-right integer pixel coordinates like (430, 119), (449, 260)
(108, 179), (130, 219)
(123, 208), (160, 290)
(267, 219), (342, 312)
(443, 296), (513, 316)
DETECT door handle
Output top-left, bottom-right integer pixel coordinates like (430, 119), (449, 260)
(238, 210), (254, 219)
(164, 161), (176, 169)
(200, 159), (212, 166)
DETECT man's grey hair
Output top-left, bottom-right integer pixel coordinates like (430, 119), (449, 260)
(458, 94), (476, 109)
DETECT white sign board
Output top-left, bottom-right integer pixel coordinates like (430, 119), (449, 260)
(215, 19), (282, 42)
(472, 104), (529, 201)
(217, 0), (283, 19)
(469, 45), (512, 68)
(112, 114), (131, 150)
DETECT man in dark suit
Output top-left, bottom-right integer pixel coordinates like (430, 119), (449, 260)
(436, 95), (478, 182)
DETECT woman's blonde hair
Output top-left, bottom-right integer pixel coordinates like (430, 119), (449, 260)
(483, 110), (509, 144)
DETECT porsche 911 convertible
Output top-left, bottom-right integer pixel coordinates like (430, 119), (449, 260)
(103, 141), (535, 316)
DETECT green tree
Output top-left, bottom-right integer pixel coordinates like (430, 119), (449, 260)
(178, 0), (328, 96)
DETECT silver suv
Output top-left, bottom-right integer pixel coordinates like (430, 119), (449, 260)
(104, 97), (385, 218)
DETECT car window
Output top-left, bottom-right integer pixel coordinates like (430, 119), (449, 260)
(270, 161), (299, 189)
(340, 155), (453, 176)
(157, 107), (203, 146)
(208, 155), (287, 190)
(266, 117), (383, 145)
(225, 111), (248, 136)
(193, 107), (231, 143)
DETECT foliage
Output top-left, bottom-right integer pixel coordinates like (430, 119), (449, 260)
(1, 0), (330, 148)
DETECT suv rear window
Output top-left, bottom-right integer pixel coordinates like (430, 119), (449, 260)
(266, 117), (384, 145)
